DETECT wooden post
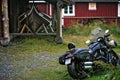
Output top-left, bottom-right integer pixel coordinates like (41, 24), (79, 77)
(0, 0), (2, 37)
(1, 0), (10, 45)
(55, 0), (63, 44)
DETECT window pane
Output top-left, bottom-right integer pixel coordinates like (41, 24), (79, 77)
(89, 3), (96, 10)
(90, 3), (95, 8)
(63, 4), (75, 16)
(69, 5), (73, 13)
(64, 7), (68, 14)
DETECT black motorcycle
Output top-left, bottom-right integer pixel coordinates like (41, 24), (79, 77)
(59, 28), (120, 79)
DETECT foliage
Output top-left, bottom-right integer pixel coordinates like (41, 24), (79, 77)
(63, 22), (91, 36)
(63, 19), (120, 37)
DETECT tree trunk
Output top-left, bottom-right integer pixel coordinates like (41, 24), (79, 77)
(1, 0), (10, 46)
(55, 5), (63, 44)
(0, 0), (2, 37)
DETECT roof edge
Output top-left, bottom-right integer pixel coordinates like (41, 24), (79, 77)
(72, 0), (118, 2)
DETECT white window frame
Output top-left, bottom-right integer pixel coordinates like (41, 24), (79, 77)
(62, 4), (75, 16)
(29, 0), (46, 3)
(118, 3), (120, 17)
(89, 3), (96, 10)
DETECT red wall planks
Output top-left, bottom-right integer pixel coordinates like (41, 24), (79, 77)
(75, 2), (117, 17)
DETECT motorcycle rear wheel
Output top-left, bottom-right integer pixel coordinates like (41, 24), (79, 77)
(67, 61), (87, 79)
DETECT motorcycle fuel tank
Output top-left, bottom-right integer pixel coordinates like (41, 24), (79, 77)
(73, 48), (91, 60)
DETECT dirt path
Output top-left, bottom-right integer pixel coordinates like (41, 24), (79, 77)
(0, 52), (59, 80)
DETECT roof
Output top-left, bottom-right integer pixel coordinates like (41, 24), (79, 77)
(73, 0), (118, 2)
(29, 0), (72, 4)
(29, 0), (119, 3)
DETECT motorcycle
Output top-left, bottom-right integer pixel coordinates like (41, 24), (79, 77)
(59, 28), (120, 79)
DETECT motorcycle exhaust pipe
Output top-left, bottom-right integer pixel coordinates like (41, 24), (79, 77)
(84, 61), (93, 69)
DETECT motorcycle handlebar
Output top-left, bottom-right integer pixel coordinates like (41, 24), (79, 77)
(104, 34), (110, 37)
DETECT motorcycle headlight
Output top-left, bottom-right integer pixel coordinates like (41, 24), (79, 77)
(108, 40), (117, 48)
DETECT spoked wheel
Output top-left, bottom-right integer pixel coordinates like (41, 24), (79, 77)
(108, 50), (120, 66)
(67, 61), (88, 79)
(117, 59), (120, 66)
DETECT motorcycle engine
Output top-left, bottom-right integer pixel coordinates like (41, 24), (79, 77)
(108, 40), (117, 48)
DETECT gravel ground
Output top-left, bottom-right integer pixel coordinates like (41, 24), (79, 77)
(0, 52), (59, 80)
(0, 48), (119, 80)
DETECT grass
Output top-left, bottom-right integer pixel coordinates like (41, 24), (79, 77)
(1, 20), (120, 80)
(85, 67), (120, 80)
(2, 34), (120, 80)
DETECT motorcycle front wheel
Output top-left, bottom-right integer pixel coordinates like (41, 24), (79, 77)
(111, 57), (120, 66)
(67, 61), (87, 79)
(117, 59), (120, 66)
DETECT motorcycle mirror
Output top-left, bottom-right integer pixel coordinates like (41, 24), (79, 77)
(105, 29), (109, 34)
(85, 40), (91, 44)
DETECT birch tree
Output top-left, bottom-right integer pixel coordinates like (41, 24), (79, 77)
(2, 0), (10, 45)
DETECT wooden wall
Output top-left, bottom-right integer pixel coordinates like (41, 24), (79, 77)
(9, 0), (29, 33)
(63, 2), (118, 27)
(75, 2), (117, 17)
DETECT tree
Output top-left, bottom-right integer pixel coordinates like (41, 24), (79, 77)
(1, 0), (10, 46)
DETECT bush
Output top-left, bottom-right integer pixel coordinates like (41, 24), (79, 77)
(63, 20), (120, 37)
(107, 24), (120, 37)
(63, 22), (92, 36)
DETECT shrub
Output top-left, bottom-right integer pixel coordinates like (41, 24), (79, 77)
(63, 19), (120, 37)
(63, 22), (92, 36)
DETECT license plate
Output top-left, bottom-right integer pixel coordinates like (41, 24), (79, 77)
(65, 58), (71, 65)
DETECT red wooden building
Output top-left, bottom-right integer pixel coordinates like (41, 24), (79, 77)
(31, 0), (120, 27)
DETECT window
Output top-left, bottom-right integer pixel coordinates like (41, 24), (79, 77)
(62, 4), (75, 16)
(118, 3), (120, 17)
(89, 3), (96, 10)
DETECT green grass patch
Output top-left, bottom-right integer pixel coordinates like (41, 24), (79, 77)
(2, 34), (120, 80)
(1, 20), (120, 80)
(86, 69), (120, 80)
